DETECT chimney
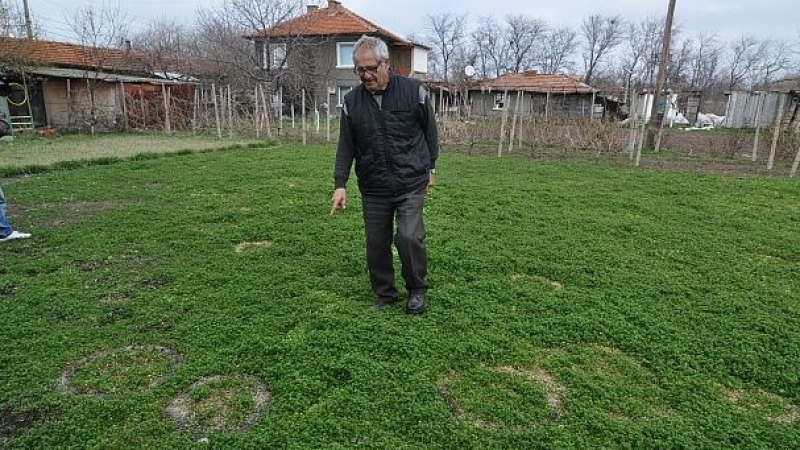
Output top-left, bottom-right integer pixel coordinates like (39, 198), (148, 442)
(124, 40), (132, 52)
(306, 4), (318, 12)
(328, 0), (341, 8)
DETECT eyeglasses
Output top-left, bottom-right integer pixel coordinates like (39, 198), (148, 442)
(354, 61), (384, 76)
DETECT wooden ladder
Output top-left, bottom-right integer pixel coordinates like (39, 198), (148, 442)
(10, 115), (34, 131)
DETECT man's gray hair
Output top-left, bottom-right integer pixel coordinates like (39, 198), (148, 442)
(352, 35), (389, 64)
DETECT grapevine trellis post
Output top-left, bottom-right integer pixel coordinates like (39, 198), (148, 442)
(192, 87), (198, 134)
(254, 84), (260, 138)
(508, 90), (522, 153)
(302, 88), (307, 146)
(162, 83), (172, 135)
(791, 144), (800, 178)
(628, 93), (638, 159)
(767, 94), (786, 170)
(227, 85), (233, 139)
(119, 81), (128, 131)
(211, 83), (222, 138)
(752, 92), (765, 161)
(497, 89), (509, 157)
(326, 92), (331, 142)
(265, 85), (273, 138)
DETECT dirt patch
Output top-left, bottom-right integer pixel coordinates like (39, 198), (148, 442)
(491, 366), (566, 421)
(166, 375), (271, 441)
(99, 292), (133, 304)
(437, 365), (564, 431)
(1, 407), (51, 447)
(0, 283), (18, 301)
(21, 201), (122, 229)
(57, 345), (182, 399)
(79, 260), (104, 272)
(235, 241), (274, 253)
(725, 387), (799, 425)
(510, 273), (564, 291)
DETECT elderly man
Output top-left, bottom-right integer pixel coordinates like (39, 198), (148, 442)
(331, 35), (439, 315)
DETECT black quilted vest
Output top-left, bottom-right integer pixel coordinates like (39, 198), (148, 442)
(343, 75), (432, 196)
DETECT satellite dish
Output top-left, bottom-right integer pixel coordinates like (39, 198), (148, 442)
(464, 65), (475, 77)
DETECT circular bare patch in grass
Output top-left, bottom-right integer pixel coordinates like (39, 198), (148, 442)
(545, 345), (674, 422)
(437, 365), (564, 431)
(725, 387), (799, 425)
(510, 273), (564, 290)
(57, 345), (182, 398)
(234, 241), (274, 253)
(166, 375), (271, 440)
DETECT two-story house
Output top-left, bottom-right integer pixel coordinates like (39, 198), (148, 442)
(247, 0), (429, 112)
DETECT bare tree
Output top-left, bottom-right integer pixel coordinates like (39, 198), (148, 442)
(69, 3), (129, 50)
(580, 14), (625, 84)
(503, 14), (547, 73)
(0, 0), (39, 38)
(132, 19), (191, 78)
(725, 35), (765, 90)
(667, 37), (693, 90)
(67, 3), (131, 132)
(686, 32), (723, 91)
(617, 18), (655, 103)
(470, 15), (509, 78)
(193, 0), (300, 83)
(425, 12), (468, 83)
(750, 40), (792, 88)
(539, 27), (578, 74)
(470, 16), (495, 78)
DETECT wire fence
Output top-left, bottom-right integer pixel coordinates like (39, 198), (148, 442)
(86, 83), (800, 177)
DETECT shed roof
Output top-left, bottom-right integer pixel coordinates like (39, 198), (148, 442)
(0, 37), (190, 77)
(478, 71), (596, 94)
(25, 67), (188, 85)
(248, 0), (428, 49)
(0, 37), (148, 73)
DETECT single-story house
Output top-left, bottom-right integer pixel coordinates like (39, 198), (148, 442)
(0, 37), (193, 130)
(468, 71), (601, 119)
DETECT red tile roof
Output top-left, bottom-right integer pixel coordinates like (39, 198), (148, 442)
(248, 0), (417, 47)
(0, 37), (178, 75)
(480, 71), (596, 94)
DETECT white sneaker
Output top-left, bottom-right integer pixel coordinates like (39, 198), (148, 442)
(0, 230), (31, 242)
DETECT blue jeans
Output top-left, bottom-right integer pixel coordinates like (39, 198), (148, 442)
(361, 187), (428, 299)
(0, 185), (13, 238)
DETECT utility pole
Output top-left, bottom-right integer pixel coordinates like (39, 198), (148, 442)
(22, 0), (33, 39)
(647, 0), (677, 146)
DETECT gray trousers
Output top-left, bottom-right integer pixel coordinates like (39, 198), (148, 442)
(361, 187), (428, 299)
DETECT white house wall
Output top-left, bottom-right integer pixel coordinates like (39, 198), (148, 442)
(412, 47), (428, 74)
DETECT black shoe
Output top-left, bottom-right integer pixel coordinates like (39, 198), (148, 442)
(372, 296), (399, 311)
(406, 293), (426, 315)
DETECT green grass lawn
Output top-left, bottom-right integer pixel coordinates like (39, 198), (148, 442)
(0, 132), (263, 173)
(1, 142), (799, 449)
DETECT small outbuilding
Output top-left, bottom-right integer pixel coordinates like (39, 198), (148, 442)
(468, 71), (601, 119)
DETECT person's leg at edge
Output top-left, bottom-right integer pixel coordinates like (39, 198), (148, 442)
(0, 186), (13, 238)
(362, 193), (398, 306)
(394, 187), (428, 314)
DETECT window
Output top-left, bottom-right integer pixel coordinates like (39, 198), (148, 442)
(493, 93), (506, 110)
(337, 86), (354, 106)
(337, 42), (355, 68)
(263, 43), (287, 69)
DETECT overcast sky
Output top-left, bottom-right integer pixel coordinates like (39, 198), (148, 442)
(29, 0), (800, 45)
